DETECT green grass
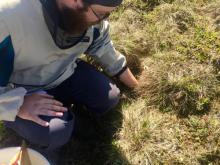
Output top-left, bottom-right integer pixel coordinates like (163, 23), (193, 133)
(109, 0), (220, 164)
(1, 0), (220, 164)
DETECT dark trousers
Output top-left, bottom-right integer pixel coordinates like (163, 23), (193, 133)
(4, 60), (120, 150)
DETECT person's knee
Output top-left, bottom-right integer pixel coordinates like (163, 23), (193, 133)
(7, 112), (75, 149)
(91, 83), (120, 114)
(107, 83), (120, 110)
(5, 117), (50, 147)
(47, 115), (75, 149)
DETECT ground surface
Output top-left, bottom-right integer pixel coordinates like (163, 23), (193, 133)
(1, 0), (220, 164)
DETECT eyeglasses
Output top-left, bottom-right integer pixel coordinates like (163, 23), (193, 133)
(89, 6), (111, 21)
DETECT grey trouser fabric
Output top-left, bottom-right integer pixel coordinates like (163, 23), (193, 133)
(3, 60), (120, 150)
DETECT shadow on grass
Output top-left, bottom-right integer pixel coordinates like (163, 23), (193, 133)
(0, 102), (130, 165)
(0, 128), (23, 148)
(60, 101), (131, 165)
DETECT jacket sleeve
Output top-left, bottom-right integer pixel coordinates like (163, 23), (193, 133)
(85, 20), (127, 77)
(0, 16), (27, 121)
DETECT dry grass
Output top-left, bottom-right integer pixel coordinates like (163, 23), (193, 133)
(0, 0), (220, 164)
(109, 0), (220, 164)
(115, 99), (220, 164)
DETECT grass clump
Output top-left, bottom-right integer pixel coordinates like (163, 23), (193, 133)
(110, 0), (220, 116)
(136, 56), (218, 116)
(1, 0), (220, 164)
(109, 0), (220, 164)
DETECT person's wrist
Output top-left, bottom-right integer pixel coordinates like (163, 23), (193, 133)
(114, 65), (128, 79)
(118, 67), (139, 88)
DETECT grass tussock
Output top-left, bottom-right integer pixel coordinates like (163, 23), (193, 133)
(110, 0), (220, 164)
(111, 0), (220, 116)
(116, 99), (220, 164)
(0, 0), (220, 164)
(136, 56), (219, 116)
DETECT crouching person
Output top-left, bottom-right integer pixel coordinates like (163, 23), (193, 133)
(0, 0), (138, 164)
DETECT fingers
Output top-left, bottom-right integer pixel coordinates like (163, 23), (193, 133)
(37, 93), (54, 99)
(45, 104), (68, 112)
(39, 109), (64, 117)
(32, 116), (49, 127)
(37, 95), (67, 112)
(40, 98), (63, 106)
(19, 93), (67, 127)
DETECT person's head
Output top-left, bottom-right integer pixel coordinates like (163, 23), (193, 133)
(55, 0), (122, 35)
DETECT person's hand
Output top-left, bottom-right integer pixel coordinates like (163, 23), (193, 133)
(119, 68), (139, 88)
(17, 93), (67, 127)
